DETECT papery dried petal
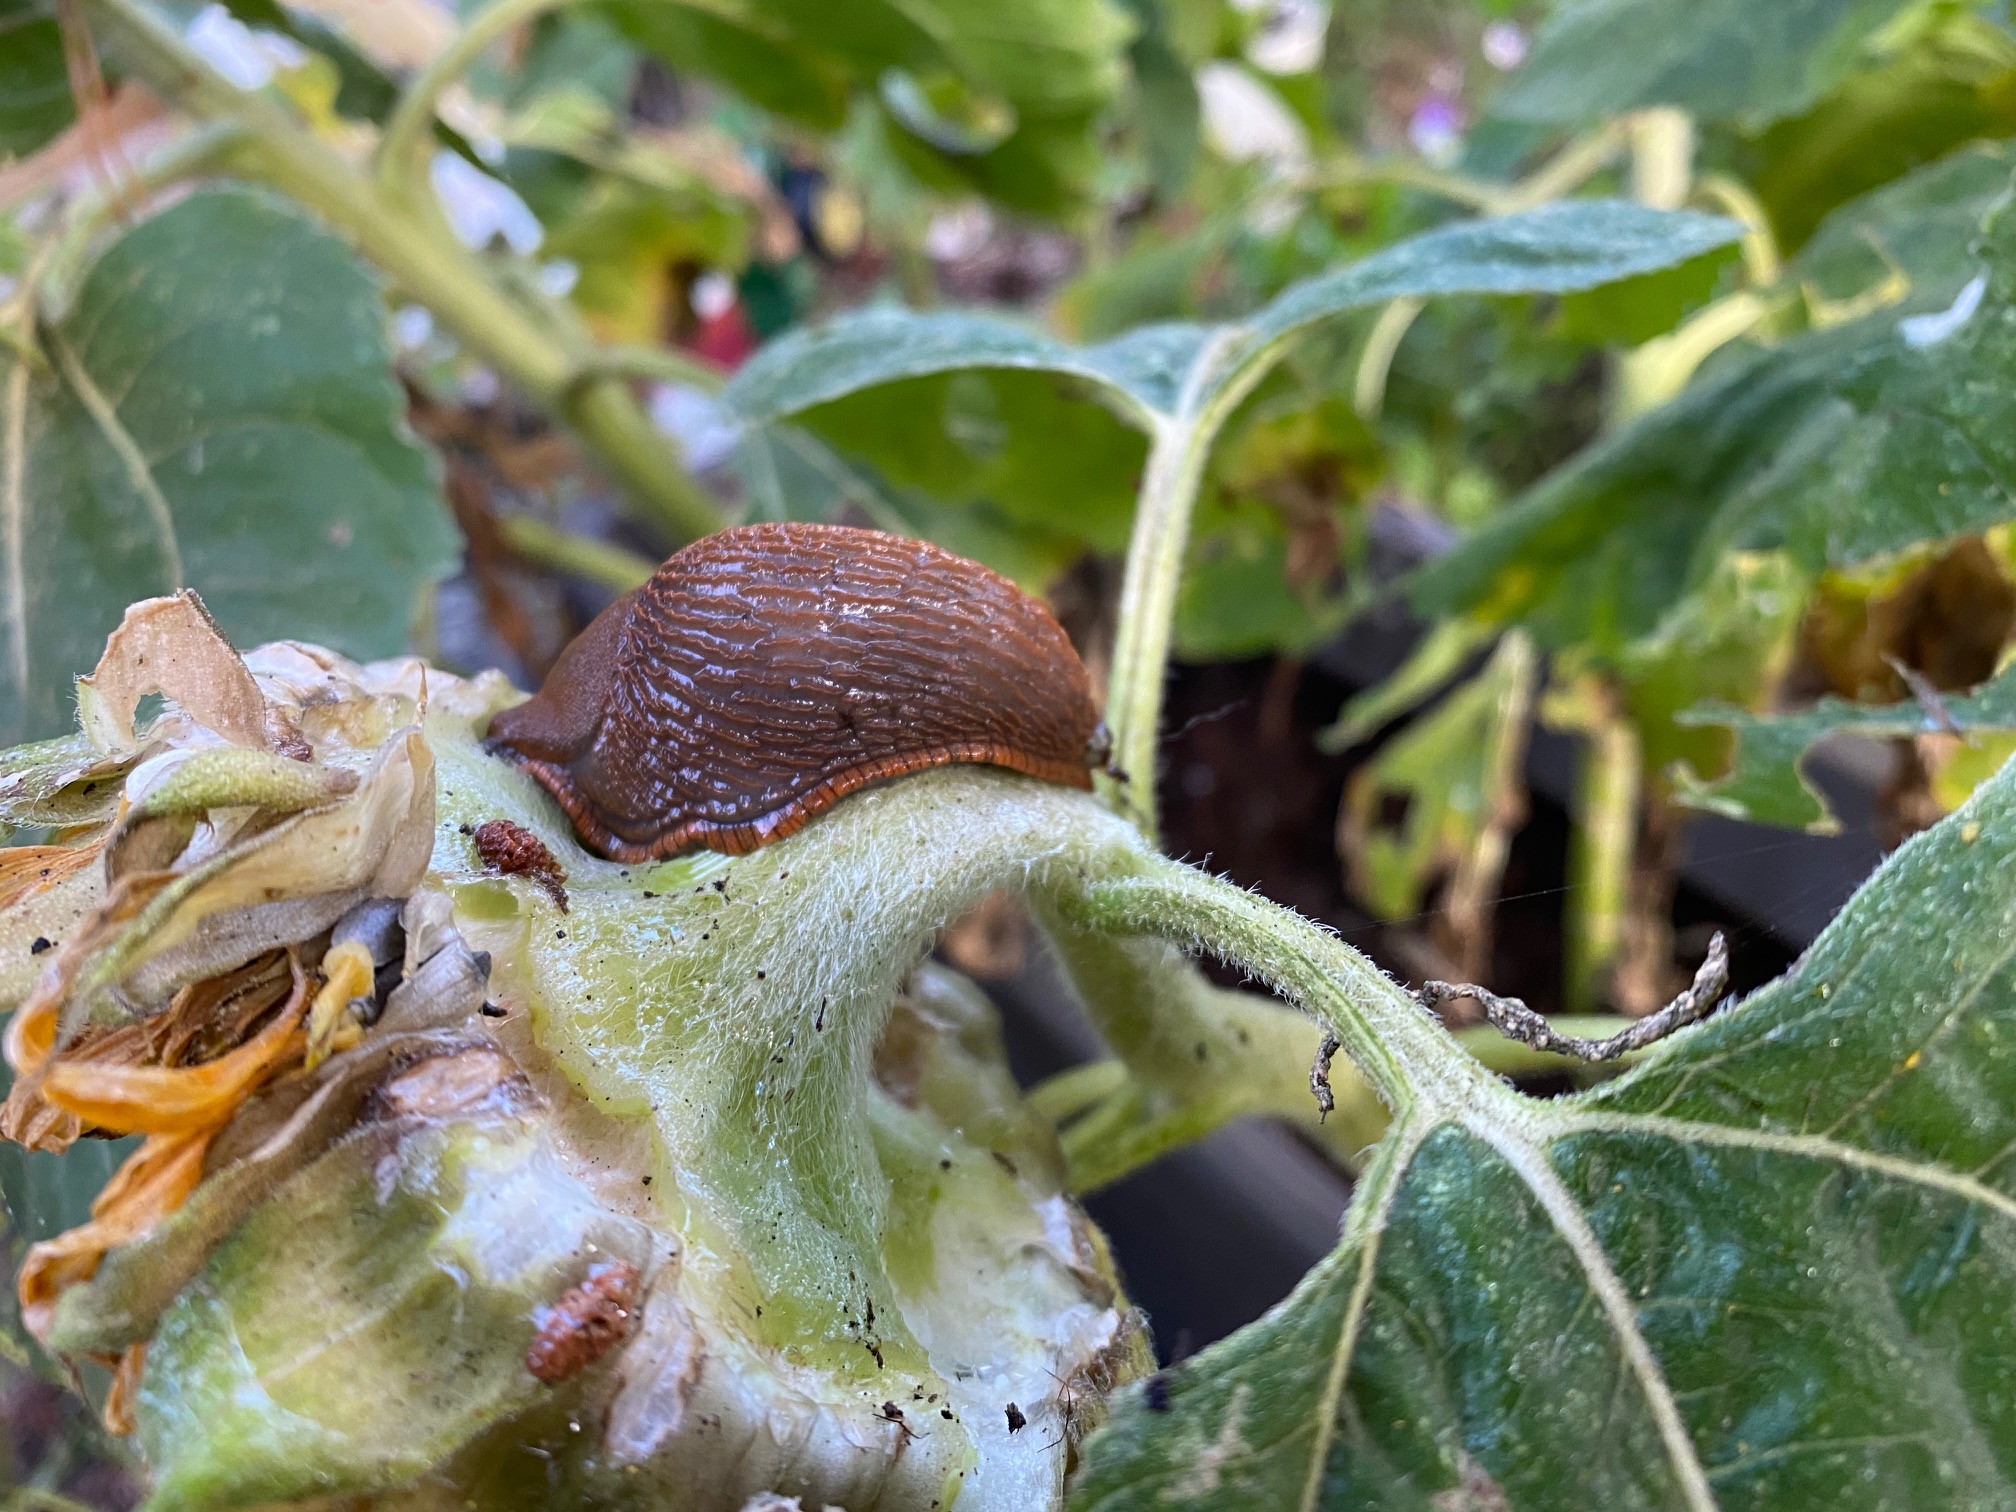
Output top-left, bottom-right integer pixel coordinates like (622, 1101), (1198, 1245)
(4, 986), (57, 1075)
(75, 593), (266, 756)
(104, 1342), (147, 1436)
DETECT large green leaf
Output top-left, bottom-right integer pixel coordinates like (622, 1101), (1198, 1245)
(1491, 0), (1921, 126)
(1072, 743), (2016, 1511)
(0, 188), (459, 747)
(0, 0), (69, 159)
(1790, 139), (2016, 311)
(728, 202), (1742, 433)
(1407, 166), (2016, 655)
(736, 421), (1089, 587)
(726, 204), (1735, 586)
(596, 0), (1132, 214)
(1742, 17), (2016, 255)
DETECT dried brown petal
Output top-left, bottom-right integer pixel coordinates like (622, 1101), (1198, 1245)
(75, 592), (266, 755)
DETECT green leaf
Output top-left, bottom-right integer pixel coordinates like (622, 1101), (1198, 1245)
(1072, 740), (2016, 1512)
(737, 422), (1086, 587)
(791, 367), (1149, 553)
(1617, 549), (1811, 782)
(1492, 0), (1921, 126)
(1173, 532), (1328, 658)
(1790, 139), (2016, 311)
(595, 0), (1133, 214)
(727, 203), (1743, 433)
(1407, 168), (2016, 656)
(594, 2), (851, 127)
(1745, 23), (2016, 255)
(0, 0), (69, 159)
(1116, 0), (1202, 200)
(1316, 619), (1495, 753)
(0, 188), (459, 747)
(727, 309), (1182, 431)
(1676, 657), (2016, 831)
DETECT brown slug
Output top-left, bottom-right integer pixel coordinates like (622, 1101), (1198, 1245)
(487, 522), (1106, 861)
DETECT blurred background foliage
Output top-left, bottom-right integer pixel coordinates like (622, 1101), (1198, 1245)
(13, 0), (2016, 1498)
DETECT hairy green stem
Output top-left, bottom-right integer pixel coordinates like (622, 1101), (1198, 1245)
(1035, 905), (1636, 1195)
(1304, 155), (1510, 213)
(1562, 683), (1641, 1013)
(79, 0), (724, 543)
(1305, 123), (1624, 217)
(1102, 332), (1267, 836)
(1057, 854), (1494, 1118)
(576, 343), (727, 394)
(1105, 121), (1634, 841)
(1351, 293), (1424, 420)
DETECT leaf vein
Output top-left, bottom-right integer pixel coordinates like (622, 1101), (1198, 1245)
(48, 330), (183, 593)
(1466, 1112), (1719, 1512)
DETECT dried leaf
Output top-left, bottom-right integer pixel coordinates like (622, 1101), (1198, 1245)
(0, 732), (133, 830)
(75, 593), (266, 756)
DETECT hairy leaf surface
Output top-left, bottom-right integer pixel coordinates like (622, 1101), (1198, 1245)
(727, 203), (1741, 433)
(1073, 747), (2016, 1511)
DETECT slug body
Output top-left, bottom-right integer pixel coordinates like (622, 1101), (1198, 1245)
(487, 523), (1103, 861)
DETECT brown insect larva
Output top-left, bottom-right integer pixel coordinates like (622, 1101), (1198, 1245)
(487, 523), (1105, 861)
(472, 818), (569, 911)
(525, 1261), (641, 1384)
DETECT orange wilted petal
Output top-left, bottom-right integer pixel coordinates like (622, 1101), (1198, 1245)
(18, 1128), (211, 1341)
(103, 1342), (146, 1437)
(4, 989), (59, 1076)
(40, 956), (310, 1135)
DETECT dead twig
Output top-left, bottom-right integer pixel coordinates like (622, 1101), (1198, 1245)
(1309, 1031), (1340, 1120)
(1416, 932), (1730, 1063)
